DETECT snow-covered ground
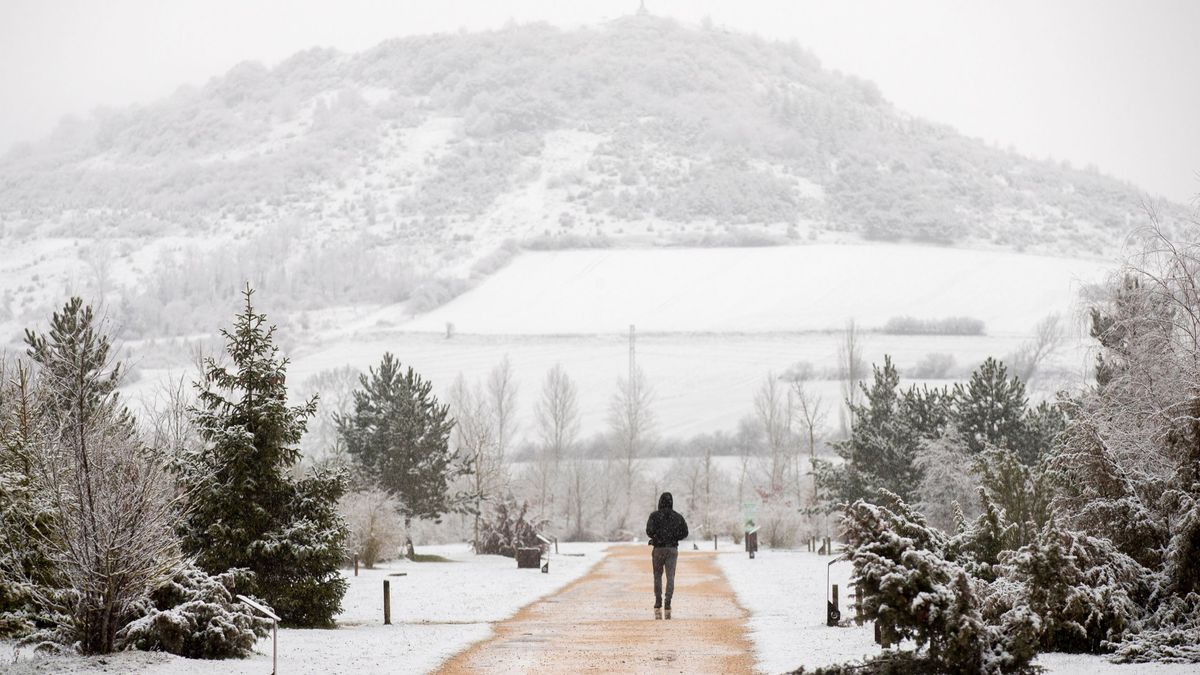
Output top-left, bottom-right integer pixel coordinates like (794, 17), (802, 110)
(717, 546), (1200, 675)
(718, 546), (878, 673)
(402, 244), (1111, 335)
(0, 542), (612, 674)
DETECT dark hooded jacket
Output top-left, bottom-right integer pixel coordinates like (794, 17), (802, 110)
(646, 492), (689, 548)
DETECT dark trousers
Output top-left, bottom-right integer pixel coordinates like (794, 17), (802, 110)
(652, 546), (679, 608)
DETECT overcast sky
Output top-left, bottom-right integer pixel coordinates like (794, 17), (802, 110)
(1, 0), (1197, 203)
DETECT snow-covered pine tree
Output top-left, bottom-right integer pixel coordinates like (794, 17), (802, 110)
(841, 490), (1037, 673)
(974, 445), (1054, 546)
(995, 521), (1149, 653)
(336, 352), (465, 531)
(181, 286), (348, 628)
(818, 357), (944, 505)
(952, 357), (1039, 462)
(0, 358), (54, 638)
(949, 487), (1017, 582)
(118, 564), (268, 658)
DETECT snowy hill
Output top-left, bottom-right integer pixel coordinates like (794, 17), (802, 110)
(0, 14), (1162, 443)
(0, 14), (1184, 346)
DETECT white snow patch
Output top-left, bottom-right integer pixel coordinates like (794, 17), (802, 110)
(0, 542), (612, 674)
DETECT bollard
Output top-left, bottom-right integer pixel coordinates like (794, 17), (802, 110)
(383, 580), (391, 625)
(827, 584), (841, 626)
(855, 586), (864, 626)
(713, 534), (718, 551)
(354, 555), (359, 577)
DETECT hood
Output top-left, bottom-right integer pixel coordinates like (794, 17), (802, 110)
(658, 492), (673, 510)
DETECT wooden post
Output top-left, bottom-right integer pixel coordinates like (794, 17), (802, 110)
(383, 580), (391, 625)
(554, 536), (559, 555)
(827, 583), (840, 626)
(354, 555), (359, 576)
(855, 586), (864, 626)
(713, 534), (718, 550)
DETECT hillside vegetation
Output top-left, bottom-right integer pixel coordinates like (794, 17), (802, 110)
(0, 14), (1185, 340)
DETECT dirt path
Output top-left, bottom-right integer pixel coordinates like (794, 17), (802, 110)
(437, 545), (754, 674)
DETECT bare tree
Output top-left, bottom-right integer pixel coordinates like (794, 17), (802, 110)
(487, 355), (518, 470)
(608, 365), (655, 530)
(1008, 313), (1065, 387)
(837, 319), (866, 435)
(83, 242), (113, 302)
(448, 374), (499, 551)
(790, 378), (827, 506)
(299, 365), (360, 462)
(563, 452), (594, 538)
(734, 416), (760, 507)
(753, 372), (792, 494)
(534, 363), (580, 521)
(140, 373), (200, 460)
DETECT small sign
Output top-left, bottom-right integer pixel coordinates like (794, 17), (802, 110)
(236, 594), (280, 621)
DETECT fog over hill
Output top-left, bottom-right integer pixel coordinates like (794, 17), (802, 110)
(0, 14), (1185, 342)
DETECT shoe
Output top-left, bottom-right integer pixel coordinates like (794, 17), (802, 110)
(654, 607), (662, 620)
(664, 607), (672, 620)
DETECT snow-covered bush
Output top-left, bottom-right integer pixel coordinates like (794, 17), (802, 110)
(842, 492), (1038, 674)
(1110, 592), (1200, 663)
(340, 488), (404, 568)
(949, 488), (1017, 582)
(991, 522), (1150, 654)
(119, 565), (269, 659)
(475, 498), (547, 557)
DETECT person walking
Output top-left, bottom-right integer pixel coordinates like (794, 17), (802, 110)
(645, 491), (689, 619)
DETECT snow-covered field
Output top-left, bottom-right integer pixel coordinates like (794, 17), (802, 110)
(0, 542), (612, 674)
(717, 546), (1199, 675)
(112, 243), (1114, 439)
(402, 244), (1110, 336)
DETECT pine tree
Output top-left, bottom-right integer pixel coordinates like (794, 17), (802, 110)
(180, 287), (347, 628)
(953, 358), (1032, 459)
(950, 488), (1017, 582)
(819, 357), (935, 504)
(336, 352), (466, 530)
(0, 359), (53, 637)
(24, 297), (122, 423)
